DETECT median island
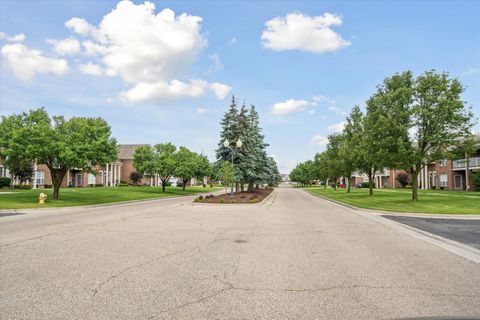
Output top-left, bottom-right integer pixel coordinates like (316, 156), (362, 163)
(194, 187), (273, 204)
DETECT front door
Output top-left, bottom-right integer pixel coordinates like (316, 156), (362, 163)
(454, 175), (463, 190)
(76, 174), (82, 187)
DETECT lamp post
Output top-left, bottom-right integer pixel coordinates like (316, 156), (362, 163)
(223, 138), (243, 197)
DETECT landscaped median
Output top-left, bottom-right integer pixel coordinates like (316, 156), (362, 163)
(194, 187), (274, 204)
(303, 187), (480, 215)
(0, 186), (222, 209)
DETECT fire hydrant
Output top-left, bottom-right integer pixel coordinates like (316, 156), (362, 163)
(38, 192), (47, 205)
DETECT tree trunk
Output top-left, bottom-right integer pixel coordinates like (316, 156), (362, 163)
(247, 181), (254, 192)
(368, 171), (374, 196)
(235, 182), (239, 192)
(50, 168), (67, 200)
(182, 179), (189, 191)
(162, 180), (166, 192)
(333, 178), (337, 190)
(323, 181), (327, 190)
(347, 174), (351, 193)
(411, 168), (419, 202)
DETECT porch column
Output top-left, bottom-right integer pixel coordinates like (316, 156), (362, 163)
(32, 162), (37, 189)
(117, 164), (121, 185)
(424, 166), (428, 189)
(67, 170), (70, 187)
(465, 152), (470, 191)
(106, 163), (109, 186)
(113, 164), (117, 186)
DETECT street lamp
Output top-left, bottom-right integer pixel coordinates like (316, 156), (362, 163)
(223, 138), (242, 197)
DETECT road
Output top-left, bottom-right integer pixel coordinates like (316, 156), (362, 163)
(1, 187), (479, 319)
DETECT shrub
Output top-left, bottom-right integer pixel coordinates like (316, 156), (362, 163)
(250, 199), (258, 203)
(19, 184), (32, 190)
(219, 198), (225, 203)
(164, 181), (172, 187)
(95, 184), (104, 187)
(0, 177), (11, 188)
(360, 182), (375, 188)
(129, 171), (143, 185)
(472, 171), (480, 191)
(198, 195), (204, 200)
(231, 199), (236, 203)
(119, 182), (129, 187)
(395, 172), (409, 188)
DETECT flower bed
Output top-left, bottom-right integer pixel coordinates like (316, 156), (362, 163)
(194, 188), (273, 204)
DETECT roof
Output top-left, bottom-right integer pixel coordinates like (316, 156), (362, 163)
(118, 144), (149, 160)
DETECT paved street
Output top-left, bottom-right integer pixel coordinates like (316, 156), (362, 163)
(383, 216), (480, 250)
(1, 187), (480, 319)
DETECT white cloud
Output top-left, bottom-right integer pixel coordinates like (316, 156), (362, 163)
(78, 62), (104, 76)
(1, 43), (69, 80)
(121, 79), (208, 103)
(207, 53), (223, 73)
(0, 32), (26, 42)
(47, 37), (80, 55)
(312, 94), (336, 104)
(196, 108), (210, 114)
(229, 37), (237, 45)
(328, 105), (348, 116)
(272, 99), (309, 115)
(208, 82), (231, 99)
(65, 17), (94, 35)
(262, 12), (351, 53)
(64, 0), (230, 103)
(310, 135), (329, 146)
(327, 121), (346, 132)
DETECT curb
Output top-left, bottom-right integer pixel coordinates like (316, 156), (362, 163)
(303, 189), (480, 219)
(303, 189), (480, 263)
(191, 188), (277, 206)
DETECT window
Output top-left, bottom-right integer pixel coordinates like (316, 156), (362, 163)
(439, 159), (447, 167)
(35, 171), (45, 185)
(440, 174), (448, 187)
(88, 173), (96, 185)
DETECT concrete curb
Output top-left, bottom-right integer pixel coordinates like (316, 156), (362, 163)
(303, 190), (480, 219)
(0, 189), (223, 214)
(303, 189), (480, 264)
(190, 188), (277, 207)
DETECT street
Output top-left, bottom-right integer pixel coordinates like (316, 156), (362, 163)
(1, 187), (479, 319)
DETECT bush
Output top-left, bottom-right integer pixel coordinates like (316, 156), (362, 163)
(360, 182), (375, 188)
(472, 171), (480, 191)
(396, 172), (409, 188)
(231, 199), (236, 203)
(95, 184), (104, 187)
(19, 184), (32, 190)
(129, 171), (143, 185)
(119, 182), (129, 187)
(250, 199), (257, 203)
(198, 195), (204, 200)
(0, 177), (11, 188)
(219, 198), (225, 203)
(164, 182), (172, 187)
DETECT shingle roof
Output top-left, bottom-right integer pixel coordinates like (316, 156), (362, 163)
(118, 144), (149, 160)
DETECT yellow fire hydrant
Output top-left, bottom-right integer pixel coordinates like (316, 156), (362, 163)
(38, 192), (47, 205)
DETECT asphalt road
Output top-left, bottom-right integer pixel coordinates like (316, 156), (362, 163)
(383, 216), (480, 250)
(1, 187), (479, 319)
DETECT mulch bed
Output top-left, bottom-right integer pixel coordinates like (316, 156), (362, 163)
(194, 188), (274, 204)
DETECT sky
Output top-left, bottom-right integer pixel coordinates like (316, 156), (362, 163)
(1, 0), (479, 173)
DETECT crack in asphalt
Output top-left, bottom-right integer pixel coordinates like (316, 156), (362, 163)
(91, 246), (201, 300)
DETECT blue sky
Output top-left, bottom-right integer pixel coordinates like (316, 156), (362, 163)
(1, 0), (479, 173)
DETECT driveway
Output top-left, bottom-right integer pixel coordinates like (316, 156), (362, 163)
(1, 187), (479, 319)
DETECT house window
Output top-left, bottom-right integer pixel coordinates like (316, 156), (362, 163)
(439, 159), (447, 167)
(440, 174), (448, 187)
(88, 173), (96, 185)
(35, 171), (45, 185)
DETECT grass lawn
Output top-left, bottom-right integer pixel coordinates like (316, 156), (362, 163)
(303, 187), (480, 214)
(0, 186), (221, 209)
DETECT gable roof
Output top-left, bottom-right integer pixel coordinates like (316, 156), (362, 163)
(118, 144), (149, 160)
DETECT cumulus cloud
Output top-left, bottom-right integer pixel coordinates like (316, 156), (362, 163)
(47, 37), (81, 55)
(272, 99), (309, 115)
(310, 135), (329, 146)
(78, 62), (104, 76)
(65, 17), (94, 36)
(0, 32), (26, 42)
(1, 43), (69, 80)
(327, 121), (346, 132)
(262, 12), (351, 53)
(63, 0), (230, 103)
(209, 82), (231, 99)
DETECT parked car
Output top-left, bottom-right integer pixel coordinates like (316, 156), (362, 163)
(176, 180), (184, 187)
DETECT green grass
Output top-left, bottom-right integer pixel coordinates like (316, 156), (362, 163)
(303, 187), (480, 214)
(0, 186), (221, 209)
